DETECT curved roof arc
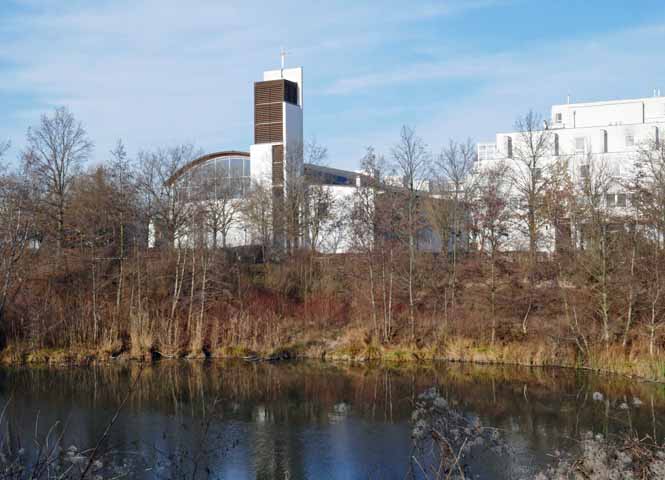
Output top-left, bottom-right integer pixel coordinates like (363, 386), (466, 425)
(166, 150), (250, 186)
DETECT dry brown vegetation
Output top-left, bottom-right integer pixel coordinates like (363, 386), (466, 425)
(1, 108), (665, 381)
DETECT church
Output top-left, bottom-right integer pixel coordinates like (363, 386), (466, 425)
(158, 62), (364, 254)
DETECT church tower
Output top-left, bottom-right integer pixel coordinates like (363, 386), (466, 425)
(249, 63), (303, 251)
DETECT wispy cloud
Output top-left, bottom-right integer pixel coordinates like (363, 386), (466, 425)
(4, 0), (496, 161)
(311, 20), (665, 165)
(322, 56), (511, 95)
(1, 0), (664, 173)
(414, 22), (665, 150)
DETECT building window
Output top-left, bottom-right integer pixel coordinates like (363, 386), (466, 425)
(601, 130), (608, 153)
(555, 112), (562, 123)
(230, 158), (244, 178)
(605, 194), (616, 207)
(505, 136), (513, 159)
(617, 193), (627, 207)
(477, 143), (497, 162)
(580, 164), (589, 179)
(554, 134), (559, 156)
(625, 135), (635, 147)
(181, 155), (252, 201)
(575, 137), (585, 154)
(655, 126), (660, 146)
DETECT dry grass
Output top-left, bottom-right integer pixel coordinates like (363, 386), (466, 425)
(3, 299), (665, 383)
(3, 330), (665, 384)
(587, 343), (665, 382)
(129, 311), (154, 360)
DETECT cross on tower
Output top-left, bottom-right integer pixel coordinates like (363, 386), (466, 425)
(280, 47), (288, 71)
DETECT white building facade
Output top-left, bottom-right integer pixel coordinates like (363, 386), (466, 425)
(477, 94), (665, 252)
(249, 66), (304, 188)
(158, 64), (364, 255)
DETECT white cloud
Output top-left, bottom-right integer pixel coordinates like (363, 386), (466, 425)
(416, 22), (665, 150)
(1, 0), (664, 175)
(321, 21), (665, 166)
(3, 0), (494, 163)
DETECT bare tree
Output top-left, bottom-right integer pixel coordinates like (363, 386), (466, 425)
(508, 111), (553, 333)
(0, 171), (32, 330)
(629, 139), (665, 354)
(283, 139), (328, 254)
(510, 111), (554, 258)
(0, 140), (33, 338)
(315, 196), (348, 253)
(242, 180), (273, 259)
(282, 141), (304, 254)
(195, 173), (240, 249)
(134, 145), (202, 352)
(22, 107), (93, 253)
(303, 183), (336, 251)
(540, 156), (591, 355)
(352, 147), (406, 342)
(136, 144), (200, 248)
(473, 162), (511, 255)
(305, 139), (328, 167)
(352, 148), (383, 338)
(574, 154), (615, 344)
(471, 161), (512, 343)
(430, 138), (477, 312)
(105, 140), (139, 333)
(392, 126), (430, 340)
(632, 139), (665, 245)
(107, 140), (139, 254)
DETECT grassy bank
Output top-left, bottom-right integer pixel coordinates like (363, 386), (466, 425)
(3, 328), (665, 384)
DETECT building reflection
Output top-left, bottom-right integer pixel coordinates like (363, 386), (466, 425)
(0, 361), (663, 479)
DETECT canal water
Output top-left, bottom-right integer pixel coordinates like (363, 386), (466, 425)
(0, 360), (662, 479)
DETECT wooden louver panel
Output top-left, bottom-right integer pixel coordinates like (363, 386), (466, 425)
(271, 145), (284, 185)
(255, 102), (282, 124)
(254, 119), (283, 144)
(254, 80), (285, 144)
(271, 143), (285, 248)
(255, 80), (285, 104)
(254, 123), (283, 144)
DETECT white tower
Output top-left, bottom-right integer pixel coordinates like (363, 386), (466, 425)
(249, 63), (304, 249)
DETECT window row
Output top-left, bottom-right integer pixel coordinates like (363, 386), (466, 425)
(605, 193), (627, 208)
(187, 157), (251, 179)
(177, 177), (252, 202)
(508, 192), (629, 209)
(503, 126), (660, 158)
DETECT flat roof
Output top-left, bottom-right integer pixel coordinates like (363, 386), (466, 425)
(553, 96), (665, 109)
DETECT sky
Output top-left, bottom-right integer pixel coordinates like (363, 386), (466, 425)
(2, 0), (665, 170)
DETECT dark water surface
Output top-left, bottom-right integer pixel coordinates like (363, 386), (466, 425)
(1, 360), (664, 479)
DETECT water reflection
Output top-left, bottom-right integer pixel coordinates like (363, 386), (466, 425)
(0, 361), (663, 479)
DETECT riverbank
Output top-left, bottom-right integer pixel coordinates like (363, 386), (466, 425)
(3, 330), (664, 383)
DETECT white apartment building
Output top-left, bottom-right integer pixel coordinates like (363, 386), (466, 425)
(477, 94), (665, 251)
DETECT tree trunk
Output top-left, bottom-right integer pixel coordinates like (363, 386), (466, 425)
(490, 254), (496, 345)
(622, 236), (637, 348)
(367, 251), (379, 340)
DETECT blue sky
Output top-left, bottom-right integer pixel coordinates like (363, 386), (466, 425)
(2, 0), (665, 170)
